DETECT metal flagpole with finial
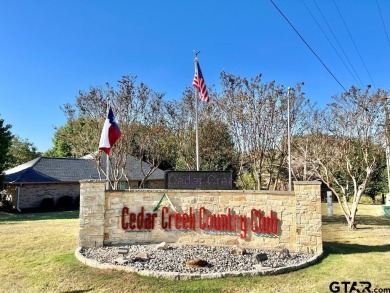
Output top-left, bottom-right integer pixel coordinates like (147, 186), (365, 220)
(192, 50), (209, 171)
(193, 50), (200, 171)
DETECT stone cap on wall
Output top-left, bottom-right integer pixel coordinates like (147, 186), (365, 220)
(293, 181), (321, 185)
(105, 189), (295, 195)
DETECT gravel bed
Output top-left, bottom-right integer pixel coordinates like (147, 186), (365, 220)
(80, 244), (313, 274)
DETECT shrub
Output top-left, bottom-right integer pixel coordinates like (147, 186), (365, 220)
(375, 194), (385, 204)
(235, 173), (257, 190)
(56, 196), (73, 209)
(359, 196), (374, 204)
(73, 196), (80, 208)
(41, 198), (55, 210)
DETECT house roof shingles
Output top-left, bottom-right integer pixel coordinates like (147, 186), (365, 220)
(3, 156), (164, 184)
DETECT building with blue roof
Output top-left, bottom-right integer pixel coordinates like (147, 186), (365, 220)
(2, 156), (165, 211)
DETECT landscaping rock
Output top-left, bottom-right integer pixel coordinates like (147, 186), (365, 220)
(278, 248), (291, 259)
(156, 242), (168, 250)
(255, 253), (268, 262)
(229, 246), (246, 255)
(186, 259), (208, 267)
(117, 247), (129, 255)
(79, 245), (312, 274)
(114, 257), (129, 265)
(133, 252), (150, 262)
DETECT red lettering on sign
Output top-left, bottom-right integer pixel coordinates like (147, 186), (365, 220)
(129, 213), (136, 229)
(161, 206), (169, 229)
(121, 206), (279, 237)
(122, 207), (129, 229)
(121, 207), (157, 230)
(175, 213), (182, 229)
(199, 207), (207, 229)
(239, 215), (247, 239)
(188, 207), (195, 230)
(182, 213), (189, 229)
(250, 209), (278, 235)
(136, 207), (144, 229)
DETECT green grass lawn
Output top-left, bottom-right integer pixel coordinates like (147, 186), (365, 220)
(0, 204), (389, 293)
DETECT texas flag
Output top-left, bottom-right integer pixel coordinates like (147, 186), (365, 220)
(99, 107), (121, 155)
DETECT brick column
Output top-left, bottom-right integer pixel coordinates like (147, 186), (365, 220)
(79, 180), (106, 247)
(294, 181), (323, 254)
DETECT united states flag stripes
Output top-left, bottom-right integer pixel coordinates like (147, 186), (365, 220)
(192, 59), (209, 102)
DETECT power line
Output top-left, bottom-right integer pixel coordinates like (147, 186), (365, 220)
(376, 0), (390, 49)
(270, 0), (347, 92)
(311, 0), (365, 88)
(332, 0), (376, 89)
(301, 0), (364, 88)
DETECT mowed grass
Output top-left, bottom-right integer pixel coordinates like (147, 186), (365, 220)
(0, 204), (389, 293)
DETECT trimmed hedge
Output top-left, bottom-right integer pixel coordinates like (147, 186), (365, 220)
(41, 198), (55, 210)
(56, 196), (73, 209)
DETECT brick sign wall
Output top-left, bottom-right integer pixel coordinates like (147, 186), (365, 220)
(79, 180), (323, 254)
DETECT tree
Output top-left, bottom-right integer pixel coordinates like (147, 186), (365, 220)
(165, 88), (238, 172)
(58, 76), (170, 189)
(198, 119), (237, 171)
(0, 117), (13, 173)
(60, 85), (107, 158)
(44, 123), (75, 157)
(166, 89), (197, 171)
(291, 107), (325, 182)
(364, 150), (387, 202)
(132, 93), (177, 187)
(6, 136), (41, 168)
(217, 72), (310, 190)
(302, 86), (386, 229)
(217, 72), (284, 189)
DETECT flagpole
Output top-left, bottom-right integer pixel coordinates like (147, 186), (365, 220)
(99, 97), (121, 191)
(106, 99), (110, 190)
(194, 52), (200, 171)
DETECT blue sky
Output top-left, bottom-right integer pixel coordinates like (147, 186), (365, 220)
(1, 0), (390, 152)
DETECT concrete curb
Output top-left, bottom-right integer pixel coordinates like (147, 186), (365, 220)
(75, 247), (323, 280)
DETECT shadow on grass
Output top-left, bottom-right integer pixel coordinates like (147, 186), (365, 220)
(324, 241), (390, 255)
(62, 289), (93, 293)
(0, 210), (79, 223)
(322, 214), (390, 227)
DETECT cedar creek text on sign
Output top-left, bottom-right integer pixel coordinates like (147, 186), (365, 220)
(165, 171), (233, 190)
(121, 206), (279, 239)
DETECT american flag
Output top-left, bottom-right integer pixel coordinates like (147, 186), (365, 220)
(192, 59), (209, 102)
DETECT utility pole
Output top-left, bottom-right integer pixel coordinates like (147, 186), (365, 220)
(287, 87), (292, 191)
(383, 95), (390, 194)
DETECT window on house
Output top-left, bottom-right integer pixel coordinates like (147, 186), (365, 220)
(138, 181), (149, 189)
(118, 181), (129, 190)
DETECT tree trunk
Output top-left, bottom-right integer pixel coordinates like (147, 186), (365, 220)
(257, 171), (262, 190)
(347, 214), (357, 229)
